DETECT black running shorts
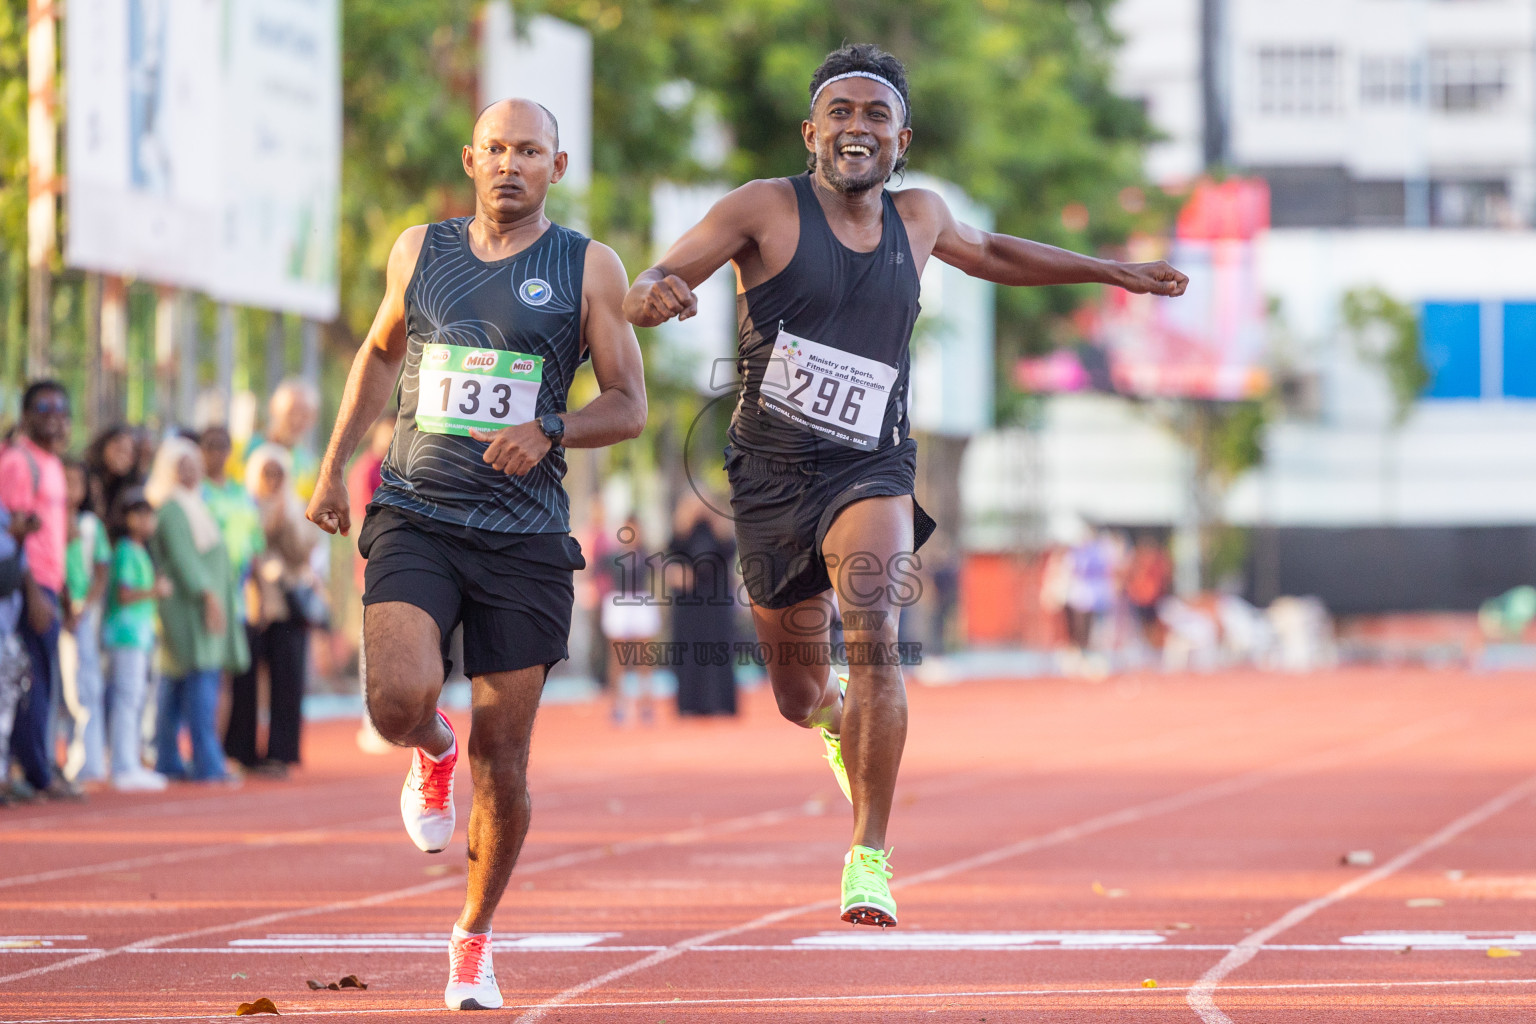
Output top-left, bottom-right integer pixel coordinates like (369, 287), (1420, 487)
(358, 505), (586, 677)
(725, 438), (936, 610)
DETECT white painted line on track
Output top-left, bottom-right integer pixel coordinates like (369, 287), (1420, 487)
(0, 814), (401, 891)
(0, 801), (811, 988)
(510, 718), (1456, 1024)
(6, 976), (1536, 1023)
(789, 929), (1168, 947)
(1187, 771), (1536, 1024)
(105, 940), (1536, 955)
(1341, 931), (1536, 948)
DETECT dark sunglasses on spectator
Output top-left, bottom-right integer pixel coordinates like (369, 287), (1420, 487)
(30, 398), (70, 415)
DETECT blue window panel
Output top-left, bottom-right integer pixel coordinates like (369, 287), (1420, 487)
(1420, 301), (1481, 399)
(1504, 303), (1536, 399)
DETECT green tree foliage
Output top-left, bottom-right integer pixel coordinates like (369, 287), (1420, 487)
(515, 0), (1161, 413)
(0, 0), (30, 393)
(337, 0), (482, 341)
(1341, 286), (1429, 425)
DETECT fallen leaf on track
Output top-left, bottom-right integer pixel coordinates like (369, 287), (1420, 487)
(1406, 898), (1445, 908)
(1488, 947), (1522, 958)
(307, 975), (369, 991)
(1340, 850), (1375, 866)
(235, 997), (279, 1015)
(1142, 978), (1158, 988)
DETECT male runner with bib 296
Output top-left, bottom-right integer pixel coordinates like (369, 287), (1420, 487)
(307, 99), (646, 1011)
(625, 45), (1186, 928)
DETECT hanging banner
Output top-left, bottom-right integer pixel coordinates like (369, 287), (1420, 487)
(65, 0), (340, 320)
(1090, 177), (1271, 400)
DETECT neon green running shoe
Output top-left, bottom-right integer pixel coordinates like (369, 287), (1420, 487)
(820, 674), (851, 804)
(841, 845), (897, 927)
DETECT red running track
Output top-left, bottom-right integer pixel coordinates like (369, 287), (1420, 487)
(2, 667), (1536, 1021)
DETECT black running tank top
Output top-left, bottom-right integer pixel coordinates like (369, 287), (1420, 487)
(373, 217), (589, 534)
(729, 173), (921, 459)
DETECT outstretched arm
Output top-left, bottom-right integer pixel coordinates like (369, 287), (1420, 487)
(472, 243), (647, 476)
(623, 179), (775, 327)
(306, 225), (425, 536)
(915, 189), (1188, 296)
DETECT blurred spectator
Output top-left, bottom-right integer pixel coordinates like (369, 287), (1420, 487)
(668, 493), (736, 717)
(0, 381), (80, 800)
(199, 426), (265, 611)
(0, 505), (34, 805)
(252, 379), (321, 501)
(599, 515), (662, 726)
(1124, 534), (1172, 650)
(60, 457), (111, 783)
(1065, 529), (1118, 656)
(85, 424), (142, 525)
(227, 444), (321, 776)
(347, 414), (395, 755)
(146, 437), (247, 784)
(102, 489), (169, 791)
(347, 413), (394, 594)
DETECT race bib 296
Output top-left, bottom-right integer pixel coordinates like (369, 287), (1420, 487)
(759, 327), (898, 451)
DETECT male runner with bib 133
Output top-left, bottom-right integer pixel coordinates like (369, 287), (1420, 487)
(307, 98), (646, 1010)
(625, 44), (1186, 929)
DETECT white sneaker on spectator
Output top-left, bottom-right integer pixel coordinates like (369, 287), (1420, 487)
(112, 769), (169, 792)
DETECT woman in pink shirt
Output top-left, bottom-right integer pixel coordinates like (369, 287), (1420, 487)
(0, 381), (78, 800)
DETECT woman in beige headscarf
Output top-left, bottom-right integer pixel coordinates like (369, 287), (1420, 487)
(225, 443), (321, 776)
(145, 435), (248, 782)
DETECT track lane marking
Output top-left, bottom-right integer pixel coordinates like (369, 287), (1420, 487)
(1186, 772), (1536, 1024)
(510, 717), (1457, 1023)
(0, 801), (812, 987)
(7, 975), (1536, 1022)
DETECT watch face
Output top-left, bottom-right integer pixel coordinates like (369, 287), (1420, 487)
(542, 414), (564, 440)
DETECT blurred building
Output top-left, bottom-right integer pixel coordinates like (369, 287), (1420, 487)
(965, 0), (1536, 614)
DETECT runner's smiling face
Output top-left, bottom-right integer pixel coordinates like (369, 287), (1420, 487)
(463, 101), (567, 221)
(803, 78), (911, 194)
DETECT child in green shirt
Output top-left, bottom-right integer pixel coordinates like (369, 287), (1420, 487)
(103, 489), (170, 791)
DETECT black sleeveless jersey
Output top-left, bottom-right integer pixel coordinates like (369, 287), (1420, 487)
(729, 173), (921, 460)
(373, 217), (589, 534)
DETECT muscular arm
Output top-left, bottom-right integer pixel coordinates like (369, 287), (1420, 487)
(307, 225), (426, 535)
(567, 243), (648, 446)
(471, 242), (646, 475)
(622, 180), (777, 327)
(911, 189), (1188, 296)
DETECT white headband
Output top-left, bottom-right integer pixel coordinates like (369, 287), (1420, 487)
(810, 71), (907, 121)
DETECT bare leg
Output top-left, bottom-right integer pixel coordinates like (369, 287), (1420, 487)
(750, 591), (844, 734)
(457, 663), (546, 934)
(821, 496), (914, 853)
(363, 603), (452, 756)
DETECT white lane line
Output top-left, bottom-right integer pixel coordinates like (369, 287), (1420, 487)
(1187, 772), (1536, 1024)
(0, 813), (402, 891)
(0, 801), (810, 988)
(1341, 931), (1536, 948)
(6, 976), (1536, 1023)
(789, 930), (1168, 947)
(510, 718), (1454, 1024)
(109, 941), (1534, 955)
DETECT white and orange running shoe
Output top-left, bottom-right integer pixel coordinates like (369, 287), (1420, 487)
(401, 709), (457, 853)
(445, 927), (501, 1010)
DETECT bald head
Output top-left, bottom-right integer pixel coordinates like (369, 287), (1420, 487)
(474, 98), (560, 151)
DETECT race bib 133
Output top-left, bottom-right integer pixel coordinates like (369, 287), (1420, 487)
(416, 343), (542, 437)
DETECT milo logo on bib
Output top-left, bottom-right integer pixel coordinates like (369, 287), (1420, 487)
(416, 343), (544, 438)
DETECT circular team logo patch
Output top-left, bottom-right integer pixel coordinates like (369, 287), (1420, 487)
(518, 277), (554, 308)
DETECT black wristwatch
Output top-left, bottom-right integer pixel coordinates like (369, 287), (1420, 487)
(537, 413), (566, 446)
